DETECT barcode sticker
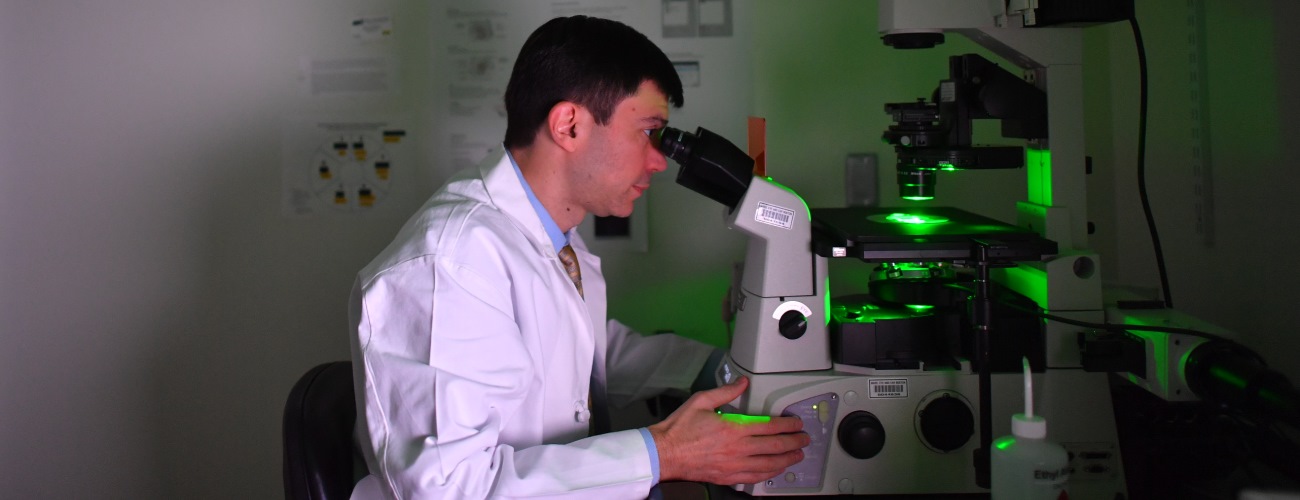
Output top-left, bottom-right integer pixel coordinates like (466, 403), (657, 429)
(868, 378), (908, 398)
(755, 202), (795, 230)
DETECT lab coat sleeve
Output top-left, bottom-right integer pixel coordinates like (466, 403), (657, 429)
(354, 256), (654, 499)
(604, 319), (716, 409)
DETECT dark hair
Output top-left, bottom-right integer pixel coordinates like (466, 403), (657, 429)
(502, 16), (684, 149)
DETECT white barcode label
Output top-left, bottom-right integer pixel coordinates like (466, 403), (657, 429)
(755, 202), (795, 230)
(868, 378), (908, 398)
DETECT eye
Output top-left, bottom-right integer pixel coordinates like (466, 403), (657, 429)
(644, 127), (663, 146)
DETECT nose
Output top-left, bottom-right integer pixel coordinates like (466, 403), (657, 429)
(648, 146), (668, 174)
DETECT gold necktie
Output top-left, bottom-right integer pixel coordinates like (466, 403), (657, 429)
(558, 244), (583, 299)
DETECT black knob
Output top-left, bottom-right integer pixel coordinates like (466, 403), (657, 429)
(778, 309), (807, 340)
(917, 394), (974, 452)
(837, 411), (886, 459)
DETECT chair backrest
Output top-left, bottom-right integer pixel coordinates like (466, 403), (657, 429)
(283, 361), (363, 500)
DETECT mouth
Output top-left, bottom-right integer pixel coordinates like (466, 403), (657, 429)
(632, 184), (649, 195)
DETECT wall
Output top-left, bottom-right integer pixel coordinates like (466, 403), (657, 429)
(0, 1), (435, 497)
(1103, 0), (1300, 382)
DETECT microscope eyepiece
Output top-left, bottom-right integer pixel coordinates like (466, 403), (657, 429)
(654, 126), (753, 209)
(654, 127), (694, 164)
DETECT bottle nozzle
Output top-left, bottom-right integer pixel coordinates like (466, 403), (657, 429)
(1023, 356), (1033, 419)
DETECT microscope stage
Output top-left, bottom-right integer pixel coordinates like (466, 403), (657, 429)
(811, 206), (1057, 263)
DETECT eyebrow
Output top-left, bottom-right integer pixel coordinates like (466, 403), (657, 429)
(641, 116), (668, 128)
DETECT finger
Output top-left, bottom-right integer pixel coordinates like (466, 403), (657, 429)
(722, 449), (806, 485)
(690, 375), (748, 409)
(746, 448), (805, 475)
(738, 414), (804, 436)
(742, 432), (812, 456)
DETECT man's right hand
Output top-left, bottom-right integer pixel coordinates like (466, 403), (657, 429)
(647, 376), (810, 485)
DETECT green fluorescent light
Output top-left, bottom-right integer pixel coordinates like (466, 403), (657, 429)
(1210, 366), (1248, 389)
(901, 196), (934, 201)
(884, 213), (950, 225)
(717, 412), (772, 425)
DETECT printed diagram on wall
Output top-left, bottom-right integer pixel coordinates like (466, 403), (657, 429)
(662, 0), (732, 38)
(282, 118), (406, 216)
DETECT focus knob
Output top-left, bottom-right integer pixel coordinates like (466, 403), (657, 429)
(778, 309), (807, 339)
(837, 411), (886, 459)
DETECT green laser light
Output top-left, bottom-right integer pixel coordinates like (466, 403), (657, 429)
(883, 213), (950, 225)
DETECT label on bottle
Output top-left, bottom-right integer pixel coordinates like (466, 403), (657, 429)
(992, 436), (1070, 500)
(1035, 465), (1070, 489)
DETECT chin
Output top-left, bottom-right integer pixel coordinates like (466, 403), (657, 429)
(606, 204), (635, 218)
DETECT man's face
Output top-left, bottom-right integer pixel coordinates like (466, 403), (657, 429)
(568, 80), (670, 218)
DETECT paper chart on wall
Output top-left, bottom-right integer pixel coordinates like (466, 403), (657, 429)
(281, 117), (407, 216)
(437, 0), (651, 173)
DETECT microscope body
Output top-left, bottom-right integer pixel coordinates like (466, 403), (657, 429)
(713, 191), (1123, 496)
(724, 178), (830, 375)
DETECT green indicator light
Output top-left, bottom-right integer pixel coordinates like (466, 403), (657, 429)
(717, 411), (772, 425)
(995, 439), (1014, 450)
(884, 213), (950, 225)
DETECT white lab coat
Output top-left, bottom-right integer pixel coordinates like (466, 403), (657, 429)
(349, 146), (714, 499)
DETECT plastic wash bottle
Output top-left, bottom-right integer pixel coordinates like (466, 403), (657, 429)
(991, 357), (1070, 499)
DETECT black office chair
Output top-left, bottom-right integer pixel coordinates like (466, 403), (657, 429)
(283, 361), (367, 500)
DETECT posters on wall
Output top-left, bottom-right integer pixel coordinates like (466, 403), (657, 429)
(280, 0), (746, 223)
(436, 0), (738, 174)
(281, 117), (407, 216)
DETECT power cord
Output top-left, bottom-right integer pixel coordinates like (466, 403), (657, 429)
(1129, 15), (1174, 309)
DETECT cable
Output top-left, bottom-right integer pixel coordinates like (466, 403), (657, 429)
(996, 293), (1229, 342)
(1130, 15), (1174, 309)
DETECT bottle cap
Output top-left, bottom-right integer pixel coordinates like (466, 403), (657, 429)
(1012, 413), (1047, 439)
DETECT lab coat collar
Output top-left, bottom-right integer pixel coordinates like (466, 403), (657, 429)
(478, 144), (604, 302)
(479, 145), (555, 258)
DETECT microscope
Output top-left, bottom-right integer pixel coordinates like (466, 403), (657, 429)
(656, 1), (1298, 497)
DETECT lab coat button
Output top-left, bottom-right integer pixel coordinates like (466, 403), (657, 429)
(575, 400), (591, 423)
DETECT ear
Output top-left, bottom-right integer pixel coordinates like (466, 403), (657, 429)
(546, 101), (584, 152)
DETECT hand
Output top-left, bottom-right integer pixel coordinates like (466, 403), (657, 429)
(648, 376), (810, 485)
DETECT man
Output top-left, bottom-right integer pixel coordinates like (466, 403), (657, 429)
(349, 16), (808, 499)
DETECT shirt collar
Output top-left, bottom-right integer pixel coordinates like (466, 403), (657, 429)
(507, 149), (568, 254)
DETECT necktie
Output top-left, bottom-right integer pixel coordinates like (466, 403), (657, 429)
(558, 244), (584, 299)
(558, 244), (605, 433)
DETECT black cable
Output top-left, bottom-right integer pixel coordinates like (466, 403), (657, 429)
(1130, 15), (1174, 309)
(996, 293), (1229, 342)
